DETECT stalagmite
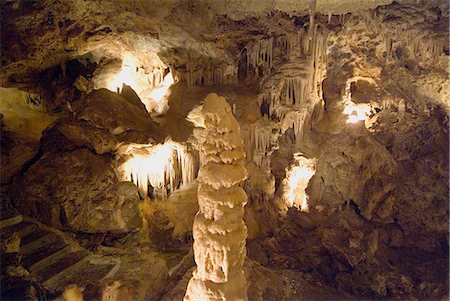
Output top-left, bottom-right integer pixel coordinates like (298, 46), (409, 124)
(184, 93), (248, 301)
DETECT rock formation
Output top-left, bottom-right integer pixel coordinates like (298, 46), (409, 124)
(10, 89), (163, 233)
(184, 93), (248, 301)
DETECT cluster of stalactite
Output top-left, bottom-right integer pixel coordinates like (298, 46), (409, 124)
(279, 101), (319, 142)
(241, 118), (273, 167)
(245, 23), (328, 80)
(363, 8), (448, 59)
(144, 66), (167, 88)
(173, 63), (238, 86)
(383, 30), (447, 59)
(101, 60), (169, 95)
(120, 142), (199, 201)
(242, 23), (328, 167)
(246, 37), (274, 76)
(255, 25), (328, 118)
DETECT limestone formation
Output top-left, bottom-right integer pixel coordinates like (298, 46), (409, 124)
(184, 93), (248, 301)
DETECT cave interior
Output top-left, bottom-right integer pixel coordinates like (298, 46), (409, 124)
(0, 0), (449, 300)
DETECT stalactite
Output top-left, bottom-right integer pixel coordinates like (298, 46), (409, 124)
(308, 24), (329, 99)
(248, 24), (328, 148)
(241, 119), (272, 167)
(253, 120), (272, 165)
(173, 64), (238, 86)
(280, 77), (312, 108)
(386, 34), (393, 58)
(145, 67), (165, 88)
(308, 0), (316, 41)
(246, 37), (274, 76)
(363, 8), (446, 61)
(121, 142), (198, 200)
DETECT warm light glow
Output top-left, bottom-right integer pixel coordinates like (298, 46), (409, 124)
(105, 53), (174, 115)
(119, 141), (197, 200)
(107, 53), (139, 93)
(343, 102), (371, 124)
(149, 71), (174, 100)
(142, 71), (174, 114)
(284, 155), (316, 211)
(342, 77), (373, 124)
(0, 88), (56, 140)
(300, 194), (309, 211)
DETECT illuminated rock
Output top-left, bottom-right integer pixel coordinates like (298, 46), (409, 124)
(283, 154), (316, 210)
(184, 93), (248, 301)
(118, 141), (198, 200)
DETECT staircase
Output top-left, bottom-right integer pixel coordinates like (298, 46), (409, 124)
(1, 203), (116, 300)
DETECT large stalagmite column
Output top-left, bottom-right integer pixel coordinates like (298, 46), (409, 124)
(184, 93), (248, 301)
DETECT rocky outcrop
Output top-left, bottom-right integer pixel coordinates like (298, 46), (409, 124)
(47, 88), (162, 155)
(0, 0), (393, 84)
(11, 148), (141, 233)
(309, 125), (397, 217)
(11, 89), (164, 233)
(0, 119), (38, 186)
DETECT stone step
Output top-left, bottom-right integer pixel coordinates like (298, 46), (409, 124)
(19, 233), (57, 255)
(52, 262), (115, 292)
(38, 250), (89, 282)
(20, 229), (50, 246)
(0, 215), (23, 229)
(29, 246), (73, 273)
(42, 255), (92, 291)
(22, 238), (69, 269)
(0, 222), (37, 240)
(1, 216), (117, 296)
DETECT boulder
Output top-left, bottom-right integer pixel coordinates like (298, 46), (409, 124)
(10, 88), (167, 233)
(12, 148), (141, 233)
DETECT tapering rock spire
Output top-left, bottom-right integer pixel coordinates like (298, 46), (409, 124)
(184, 93), (248, 301)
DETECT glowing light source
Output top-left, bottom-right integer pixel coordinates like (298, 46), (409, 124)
(119, 141), (197, 200)
(142, 71), (174, 114)
(105, 53), (174, 115)
(284, 154), (316, 211)
(149, 71), (174, 100)
(107, 53), (139, 93)
(343, 102), (371, 124)
(342, 77), (374, 124)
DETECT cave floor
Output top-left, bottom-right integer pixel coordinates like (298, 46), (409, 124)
(1, 199), (355, 301)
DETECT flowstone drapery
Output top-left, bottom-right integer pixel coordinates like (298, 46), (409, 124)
(184, 93), (248, 301)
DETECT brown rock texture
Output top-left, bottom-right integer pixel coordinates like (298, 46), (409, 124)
(10, 89), (164, 233)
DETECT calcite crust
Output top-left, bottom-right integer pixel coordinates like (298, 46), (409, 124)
(184, 93), (248, 301)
